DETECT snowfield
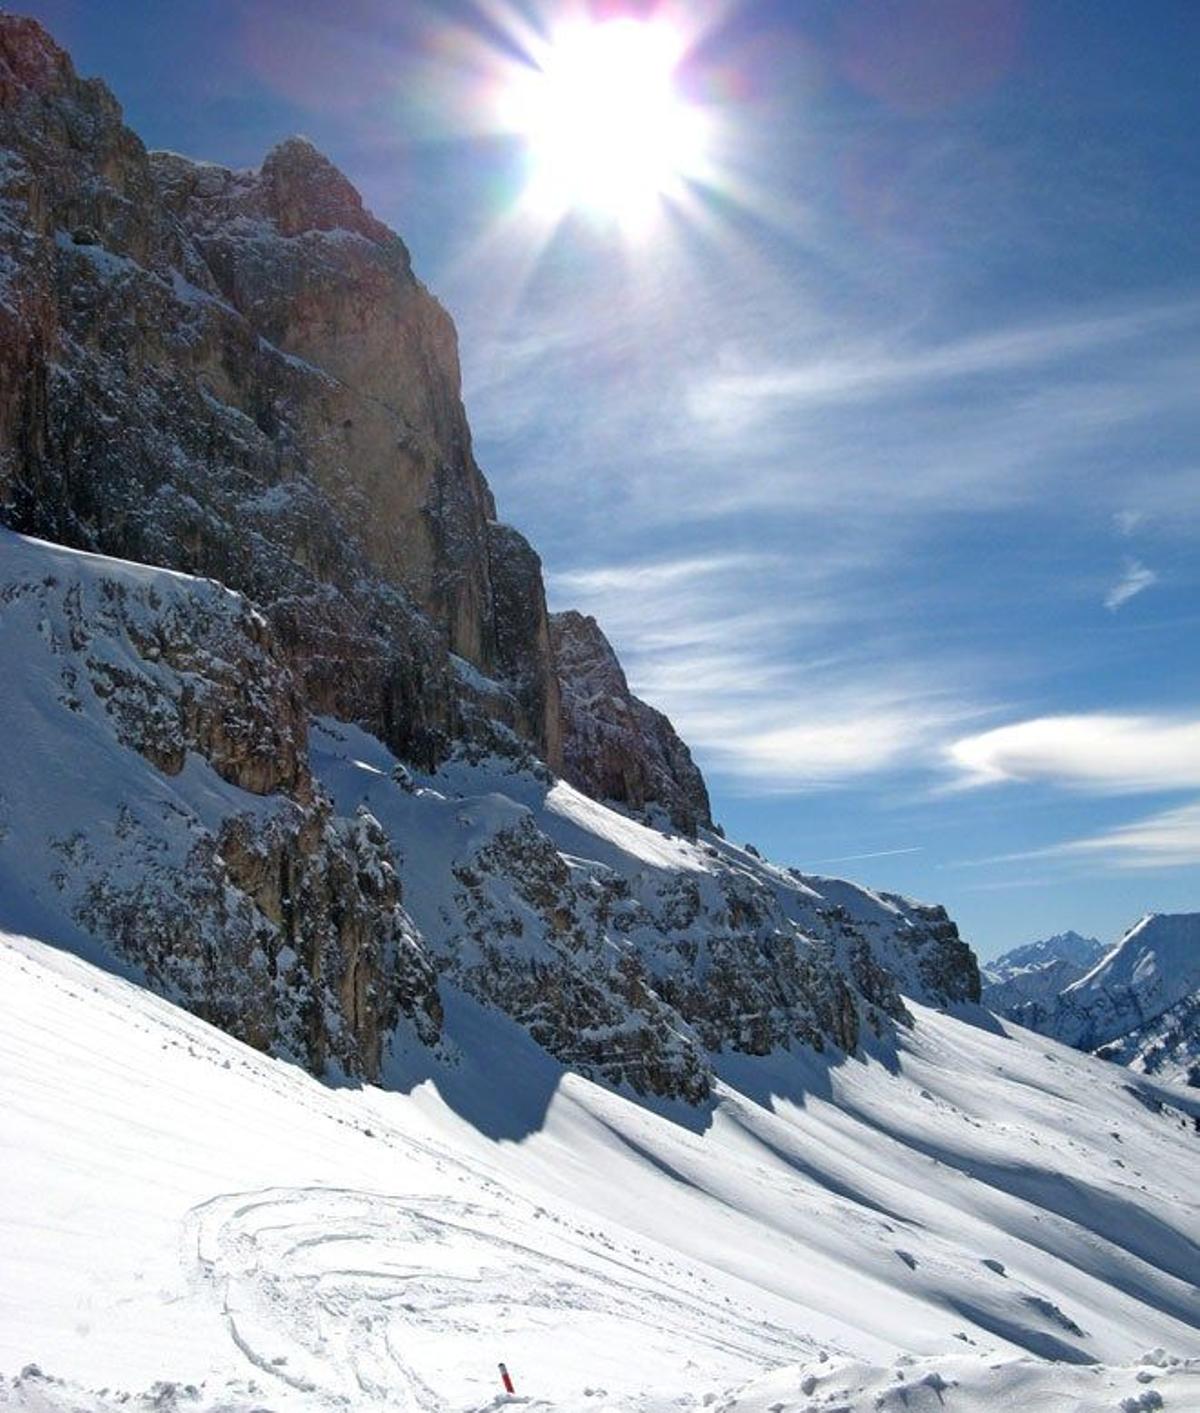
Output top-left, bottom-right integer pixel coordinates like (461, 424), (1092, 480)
(2, 929), (1198, 1413)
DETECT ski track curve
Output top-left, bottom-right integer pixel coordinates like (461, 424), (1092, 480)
(182, 1186), (815, 1411)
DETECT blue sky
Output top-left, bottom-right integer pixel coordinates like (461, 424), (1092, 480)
(22, 0), (1199, 957)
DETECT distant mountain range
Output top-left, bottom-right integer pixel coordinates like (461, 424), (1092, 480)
(983, 917), (1200, 1086)
(981, 931), (1107, 1015)
(987, 930), (1108, 976)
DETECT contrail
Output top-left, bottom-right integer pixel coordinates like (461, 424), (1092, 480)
(806, 846), (924, 865)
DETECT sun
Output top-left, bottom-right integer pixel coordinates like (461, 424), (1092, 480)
(502, 18), (707, 233)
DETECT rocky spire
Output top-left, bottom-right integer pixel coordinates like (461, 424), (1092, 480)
(551, 610), (711, 835)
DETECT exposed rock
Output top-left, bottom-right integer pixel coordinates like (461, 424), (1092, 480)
(879, 896), (981, 1006)
(0, 530), (441, 1080)
(444, 807), (711, 1101)
(0, 16), (989, 1105)
(314, 731), (981, 1098)
(0, 15), (559, 774)
(551, 609), (710, 835)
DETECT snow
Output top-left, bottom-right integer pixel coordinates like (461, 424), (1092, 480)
(1, 527), (234, 593)
(54, 228), (141, 279)
(169, 268), (237, 316)
(541, 778), (710, 875)
(448, 653), (502, 695)
(3, 929), (1199, 1412)
(722, 1350), (1197, 1412)
(0, 528), (281, 966)
(986, 931), (1108, 978)
(3, 535), (1200, 1410)
(1018, 914), (1200, 1081)
(1067, 914), (1199, 1018)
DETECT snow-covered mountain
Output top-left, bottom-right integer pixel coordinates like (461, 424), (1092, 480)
(987, 931), (1108, 977)
(0, 529), (976, 1101)
(981, 931), (1108, 1016)
(3, 16), (1200, 1411)
(982, 920), (1200, 1087)
(3, 928), (1199, 1412)
(1024, 914), (1200, 1086)
(0, 11), (979, 1101)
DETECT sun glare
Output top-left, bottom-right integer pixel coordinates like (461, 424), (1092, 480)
(503, 19), (707, 233)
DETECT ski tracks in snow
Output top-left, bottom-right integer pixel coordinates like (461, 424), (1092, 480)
(182, 1186), (812, 1411)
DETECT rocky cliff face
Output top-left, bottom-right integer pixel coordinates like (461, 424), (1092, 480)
(315, 726), (981, 1101)
(551, 610), (711, 835)
(0, 15), (983, 1102)
(0, 15), (558, 773)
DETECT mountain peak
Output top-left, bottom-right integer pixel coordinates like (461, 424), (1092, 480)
(987, 929), (1105, 978)
(0, 13), (73, 98)
(550, 609), (712, 835)
(259, 133), (396, 244)
(991, 912), (1200, 1085)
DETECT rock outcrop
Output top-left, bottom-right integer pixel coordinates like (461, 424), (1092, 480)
(315, 728), (981, 1101)
(0, 15), (559, 773)
(551, 610), (711, 835)
(0, 530), (441, 1080)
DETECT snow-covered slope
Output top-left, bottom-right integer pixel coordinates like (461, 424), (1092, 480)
(2, 929), (1199, 1412)
(981, 918), (1200, 1087)
(0, 529), (441, 1077)
(0, 530), (978, 1103)
(309, 715), (978, 1099)
(981, 931), (1108, 1017)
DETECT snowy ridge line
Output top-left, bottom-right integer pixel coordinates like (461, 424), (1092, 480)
(1, 528), (245, 596)
(2, 524), (979, 1102)
(989, 914), (1200, 1085)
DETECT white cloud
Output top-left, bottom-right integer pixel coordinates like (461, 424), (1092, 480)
(971, 800), (1200, 871)
(1113, 509), (1146, 536)
(1051, 800), (1200, 869)
(710, 704), (961, 787)
(551, 552), (985, 791)
(686, 299), (1200, 427)
(1105, 557), (1157, 611)
(947, 713), (1200, 793)
(555, 553), (778, 599)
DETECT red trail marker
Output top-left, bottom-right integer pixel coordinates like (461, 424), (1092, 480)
(499, 1362), (515, 1395)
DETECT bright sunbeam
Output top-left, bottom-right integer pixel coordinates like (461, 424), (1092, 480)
(502, 18), (708, 234)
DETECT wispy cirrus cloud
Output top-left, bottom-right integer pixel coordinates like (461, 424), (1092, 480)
(1113, 509), (1147, 537)
(1050, 800), (1200, 869)
(946, 713), (1200, 792)
(1104, 558), (1158, 611)
(686, 298), (1200, 426)
(964, 800), (1200, 872)
(465, 275), (1200, 541)
(551, 551), (987, 791)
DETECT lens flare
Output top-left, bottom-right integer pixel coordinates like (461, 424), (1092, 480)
(501, 18), (708, 234)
